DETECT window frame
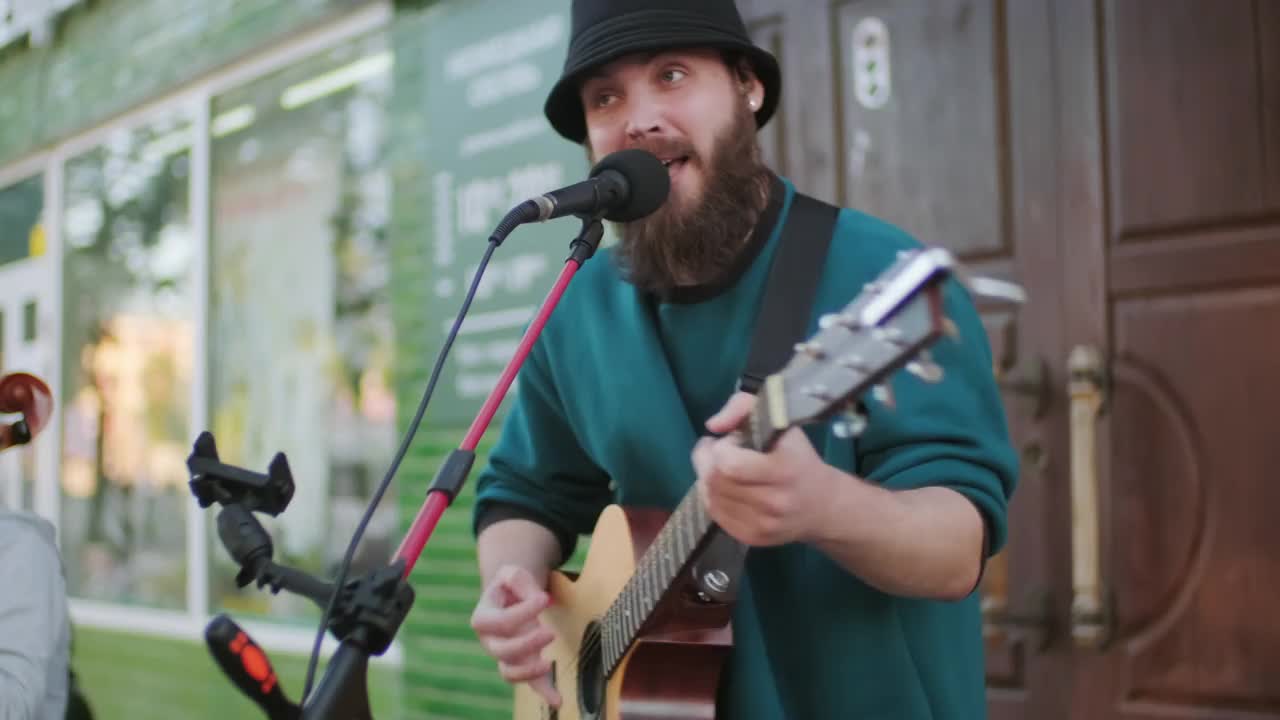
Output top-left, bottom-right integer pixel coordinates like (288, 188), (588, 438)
(0, 155), (56, 526)
(0, 0), (399, 665)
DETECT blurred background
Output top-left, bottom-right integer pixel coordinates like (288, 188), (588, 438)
(0, 0), (1276, 718)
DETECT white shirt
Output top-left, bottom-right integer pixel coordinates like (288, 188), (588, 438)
(0, 510), (69, 720)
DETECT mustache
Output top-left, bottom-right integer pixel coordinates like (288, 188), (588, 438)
(629, 137), (698, 163)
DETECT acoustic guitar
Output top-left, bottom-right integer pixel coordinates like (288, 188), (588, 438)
(512, 247), (1024, 720)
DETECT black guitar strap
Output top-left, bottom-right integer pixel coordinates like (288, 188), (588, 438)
(694, 190), (841, 604)
(737, 192), (841, 394)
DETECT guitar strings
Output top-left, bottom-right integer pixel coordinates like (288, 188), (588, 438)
(556, 562), (685, 699)
(564, 624), (603, 690)
(561, 507), (691, 689)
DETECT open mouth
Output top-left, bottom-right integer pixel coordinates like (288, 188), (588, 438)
(661, 156), (690, 174)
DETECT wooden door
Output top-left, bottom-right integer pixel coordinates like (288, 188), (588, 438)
(1059, 1), (1280, 717)
(735, 1), (1071, 717)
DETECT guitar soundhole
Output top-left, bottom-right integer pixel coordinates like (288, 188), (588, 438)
(577, 622), (605, 719)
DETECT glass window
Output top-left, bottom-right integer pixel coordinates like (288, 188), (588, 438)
(0, 174), (43, 268)
(208, 31), (394, 624)
(22, 299), (36, 342)
(60, 112), (195, 609)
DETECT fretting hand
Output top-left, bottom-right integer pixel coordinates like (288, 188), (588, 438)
(692, 392), (841, 547)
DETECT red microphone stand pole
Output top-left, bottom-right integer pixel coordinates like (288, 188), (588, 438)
(393, 218), (601, 574)
(295, 216), (606, 719)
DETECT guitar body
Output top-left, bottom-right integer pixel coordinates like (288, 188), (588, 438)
(514, 505), (733, 720)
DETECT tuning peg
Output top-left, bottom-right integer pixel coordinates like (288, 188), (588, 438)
(794, 341), (826, 359)
(953, 268), (1027, 305)
(819, 312), (857, 330)
(837, 353), (868, 372)
(803, 384), (834, 402)
(873, 326), (905, 345)
(906, 351), (944, 383)
(872, 384), (895, 409)
(832, 406), (868, 439)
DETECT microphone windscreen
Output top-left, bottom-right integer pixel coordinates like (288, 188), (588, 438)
(589, 149), (670, 222)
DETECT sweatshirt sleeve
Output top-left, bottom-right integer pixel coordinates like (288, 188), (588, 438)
(854, 275), (1020, 557)
(472, 336), (613, 564)
(0, 519), (68, 720)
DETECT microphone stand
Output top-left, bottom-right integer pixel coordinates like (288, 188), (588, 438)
(188, 214), (607, 719)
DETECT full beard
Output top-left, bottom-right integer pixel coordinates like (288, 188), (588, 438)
(610, 104), (772, 297)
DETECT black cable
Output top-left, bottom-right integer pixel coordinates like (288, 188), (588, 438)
(298, 226), (511, 704)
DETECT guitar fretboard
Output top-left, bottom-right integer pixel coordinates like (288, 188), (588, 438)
(599, 485), (715, 674)
(599, 404), (776, 676)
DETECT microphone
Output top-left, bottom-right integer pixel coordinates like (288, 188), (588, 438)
(518, 148), (670, 224)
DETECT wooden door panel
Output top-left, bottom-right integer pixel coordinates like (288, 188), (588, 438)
(1105, 0), (1272, 234)
(983, 3), (1074, 713)
(738, 0), (839, 201)
(980, 306), (1059, 710)
(1071, 2), (1280, 716)
(1108, 284), (1280, 715)
(980, 310), (1026, 692)
(833, 0), (1007, 258)
(1262, 0), (1280, 207)
(1109, 224), (1280, 298)
(746, 14), (790, 181)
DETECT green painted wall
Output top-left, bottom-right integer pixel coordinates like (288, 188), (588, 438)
(389, 0), (597, 715)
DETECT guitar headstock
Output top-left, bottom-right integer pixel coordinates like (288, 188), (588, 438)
(747, 247), (1024, 447)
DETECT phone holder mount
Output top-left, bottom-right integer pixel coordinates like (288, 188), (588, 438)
(187, 431), (413, 719)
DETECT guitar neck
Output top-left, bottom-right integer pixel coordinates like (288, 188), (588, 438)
(600, 403), (782, 676)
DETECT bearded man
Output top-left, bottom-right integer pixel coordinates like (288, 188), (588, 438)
(467, 1), (1018, 717)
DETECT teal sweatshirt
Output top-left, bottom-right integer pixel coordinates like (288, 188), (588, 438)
(472, 175), (1019, 719)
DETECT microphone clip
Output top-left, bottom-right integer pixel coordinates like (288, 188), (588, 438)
(568, 213), (607, 265)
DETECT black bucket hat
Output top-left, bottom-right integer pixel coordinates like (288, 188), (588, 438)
(544, 0), (782, 143)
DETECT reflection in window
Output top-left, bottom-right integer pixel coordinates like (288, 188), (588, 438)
(209, 31), (394, 623)
(60, 114), (193, 609)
